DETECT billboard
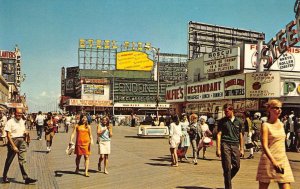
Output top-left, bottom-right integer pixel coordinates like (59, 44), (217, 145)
(116, 51), (154, 71)
(66, 66), (79, 79)
(203, 47), (240, 74)
(188, 21), (264, 60)
(244, 44), (300, 71)
(165, 85), (185, 103)
(224, 74), (245, 99)
(68, 99), (111, 107)
(245, 71), (281, 98)
(81, 84), (110, 101)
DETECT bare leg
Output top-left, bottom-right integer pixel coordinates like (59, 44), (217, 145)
(98, 155), (103, 172)
(84, 155), (89, 176)
(173, 148), (178, 166)
(259, 181), (270, 189)
(203, 147), (206, 159)
(104, 154), (109, 174)
(169, 148), (174, 165)
(75, 155), (81, 173)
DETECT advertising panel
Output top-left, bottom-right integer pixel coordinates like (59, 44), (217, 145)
(65, 78), (74, 94)
(281, 80), (300, 96)
(245, 71), (281, 98)
(233, 99), (259, 113)
(0, 51), (16, 59)
(165, 85), (185, 103)
(244, 44), (300, 71)
(203, 47), (240, 74)
(159, 62), (187, 81)
(81, 84), (110, 100)
(68, 99), (111, 107)
(224, 74), (245, 99)
(114, 80), (172, 103)
(116, 51), (154, 71)
(186, 78), (224, 101)
(66, 66), (79, 79)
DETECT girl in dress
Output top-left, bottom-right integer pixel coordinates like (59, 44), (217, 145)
(97, 116), (112, 174)
(169, 115), (182, 167)
(179, 114), (190, 161)
(197, 116), (212, 159)
(256, 99), (294, 189)
(70, 114), (93, 177)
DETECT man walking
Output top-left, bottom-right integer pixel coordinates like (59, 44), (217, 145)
(2, 108), (37, 184)
(216, 104), (244, 189)
(35, 111), (45, 140)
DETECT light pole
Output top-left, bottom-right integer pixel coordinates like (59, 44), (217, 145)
(102, 71), (115, 116)
(93, 84), (95, 115)
(151, 47), (160, 118)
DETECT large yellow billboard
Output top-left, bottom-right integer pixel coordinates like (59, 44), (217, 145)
(117, 51), (154, 71)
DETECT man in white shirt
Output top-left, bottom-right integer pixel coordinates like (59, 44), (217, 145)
(35, 111), (45, 140)
(2, 108), (37, 184)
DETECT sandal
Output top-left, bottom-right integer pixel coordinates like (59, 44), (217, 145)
(85, 173), (89, 177)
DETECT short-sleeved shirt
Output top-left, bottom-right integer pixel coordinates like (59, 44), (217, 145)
(4, 118), (26, 138)
(218, 117), (243, 144)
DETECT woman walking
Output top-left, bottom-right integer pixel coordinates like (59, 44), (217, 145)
(179, 114), (190, 161)
(45, 112), (55, 152)
(169, 115), (182, 167)
(97, 116), (112, 174)
(256, 99), (294, 189)
(70, 114), (93, 177)
(197, 116), (212, 159)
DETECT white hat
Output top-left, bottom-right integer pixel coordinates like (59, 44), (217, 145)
(200, 115), (207, 122)
(254, 112), (261, 118)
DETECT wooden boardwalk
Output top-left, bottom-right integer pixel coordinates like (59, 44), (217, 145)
(0, 124), (300, 189)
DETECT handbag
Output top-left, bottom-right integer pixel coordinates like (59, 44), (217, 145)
(245, 143), (254, 149)
(203, 137), (212, 144)
(66, 142), (75, 156)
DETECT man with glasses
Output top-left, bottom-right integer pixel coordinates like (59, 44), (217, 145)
(2, 108), (37, 184)
(216, 103), (244, 189)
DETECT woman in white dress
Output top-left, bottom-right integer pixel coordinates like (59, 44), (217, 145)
(179, 114), (190, 161)
(97, 116), (112, 174)
(197, 116), (212, 159)
(169, 115), (182, 167)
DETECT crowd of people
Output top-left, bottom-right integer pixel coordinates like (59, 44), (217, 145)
(0, 99), (298, 188)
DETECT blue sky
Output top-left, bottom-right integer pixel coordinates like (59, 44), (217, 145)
(0, 0), (296, 112)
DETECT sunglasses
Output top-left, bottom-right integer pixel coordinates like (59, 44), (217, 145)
(224, 107), (233, 111)
(271, 107), (282, 110)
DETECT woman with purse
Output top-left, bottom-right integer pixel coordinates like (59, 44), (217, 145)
(197, 116), (212, 159)
(97, 116), (112, 174)
(70, 114), (93, 177)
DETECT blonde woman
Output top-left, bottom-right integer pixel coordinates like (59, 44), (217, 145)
(198, 116), (212, 159)
(256, 99), (294, 189)
(70, 114), (93, 177)
(97, 116), (112, 174)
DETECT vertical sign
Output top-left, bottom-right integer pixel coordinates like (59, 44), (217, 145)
(15, 47), (21, 87)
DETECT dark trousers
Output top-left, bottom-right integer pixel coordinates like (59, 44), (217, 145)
(221, 142), (241, 189)
(36, 125), (43, 139)
(3, 138), (29, 180)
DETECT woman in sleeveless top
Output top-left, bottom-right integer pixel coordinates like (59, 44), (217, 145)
(70, 114), (93, 177)
(256, 99), (294, 189)
(97, 116), (112, 174)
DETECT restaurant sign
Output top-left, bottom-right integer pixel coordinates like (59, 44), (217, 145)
(186, 78), (224, 101)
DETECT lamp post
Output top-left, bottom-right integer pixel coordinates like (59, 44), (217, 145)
(93, 84), (95, 115)
(102, 71), (115, 116)
(151, 47), (160, 118)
